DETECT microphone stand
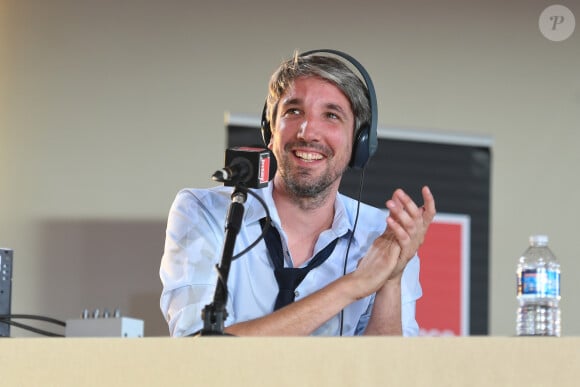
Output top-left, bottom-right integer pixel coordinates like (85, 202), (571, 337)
(199, 185), (247, 336)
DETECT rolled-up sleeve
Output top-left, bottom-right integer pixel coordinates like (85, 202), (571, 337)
(401, 255), (422, 336)
(159, 189), (225, 336)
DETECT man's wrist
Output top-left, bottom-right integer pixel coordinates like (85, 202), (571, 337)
(382, 275), (402, 293)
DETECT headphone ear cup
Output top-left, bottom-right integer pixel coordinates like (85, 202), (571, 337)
(349, 125), (370, 169)
(260, 102), (271, 146)
(261, 121), (271, 147)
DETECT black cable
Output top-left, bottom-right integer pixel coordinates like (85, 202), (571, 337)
(0, 317), (64, 337)
(0, 314), (66, 327)
(339, 166), (366, 336)
(232, 187), (272, 260)
(0, 320), (63, 337)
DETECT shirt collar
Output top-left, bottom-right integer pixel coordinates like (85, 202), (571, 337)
(243, 181), (277, 226)
(244, 181), (353, 240)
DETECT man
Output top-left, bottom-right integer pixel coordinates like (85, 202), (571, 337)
(160, 51), (436, 336)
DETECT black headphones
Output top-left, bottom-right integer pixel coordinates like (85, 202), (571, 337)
(260, 49), (378, 169)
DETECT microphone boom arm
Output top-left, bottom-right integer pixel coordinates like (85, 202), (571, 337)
(199, 186), (247, 336)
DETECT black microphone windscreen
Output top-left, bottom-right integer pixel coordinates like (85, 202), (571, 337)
(223, 147), (273, 189)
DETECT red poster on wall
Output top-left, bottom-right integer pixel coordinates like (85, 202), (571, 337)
(416, 214), (470, 336)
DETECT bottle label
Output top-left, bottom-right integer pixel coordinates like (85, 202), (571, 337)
(519, 268), (560, 297)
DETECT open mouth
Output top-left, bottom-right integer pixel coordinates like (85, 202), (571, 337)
(294, 150), (324, 162)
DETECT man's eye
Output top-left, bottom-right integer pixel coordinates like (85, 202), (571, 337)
(284, 108), (301, 116)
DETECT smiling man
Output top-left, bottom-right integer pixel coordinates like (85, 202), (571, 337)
(160, 50), (436, 337)
(272, 77), (354, 210)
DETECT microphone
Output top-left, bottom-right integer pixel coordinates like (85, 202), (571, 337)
(212, 146), (274, 188)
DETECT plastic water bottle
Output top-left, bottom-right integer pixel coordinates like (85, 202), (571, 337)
(516, 235), (561, 336)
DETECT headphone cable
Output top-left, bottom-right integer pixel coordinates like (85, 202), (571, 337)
(339, 166), (366, 336)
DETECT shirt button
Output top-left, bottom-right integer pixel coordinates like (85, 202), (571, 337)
(294, 290), (300, 298)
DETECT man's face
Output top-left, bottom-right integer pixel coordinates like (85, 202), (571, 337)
(268, 76), (355, 198)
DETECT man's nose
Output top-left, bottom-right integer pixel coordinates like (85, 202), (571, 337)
(297, 116), (320, 141)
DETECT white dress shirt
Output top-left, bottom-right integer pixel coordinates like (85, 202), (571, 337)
(160, 182), (422, 336)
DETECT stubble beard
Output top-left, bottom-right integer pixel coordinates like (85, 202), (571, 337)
(277, 147), (348, 210)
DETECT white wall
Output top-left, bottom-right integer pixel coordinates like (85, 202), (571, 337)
(1, 0), (579, 336)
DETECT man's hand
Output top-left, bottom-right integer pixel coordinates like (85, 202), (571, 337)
(362, 186), (436, 336)
(349, 227), (402, 299)
(384, 186), (436, 281)
(345, 186), (436, 301)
